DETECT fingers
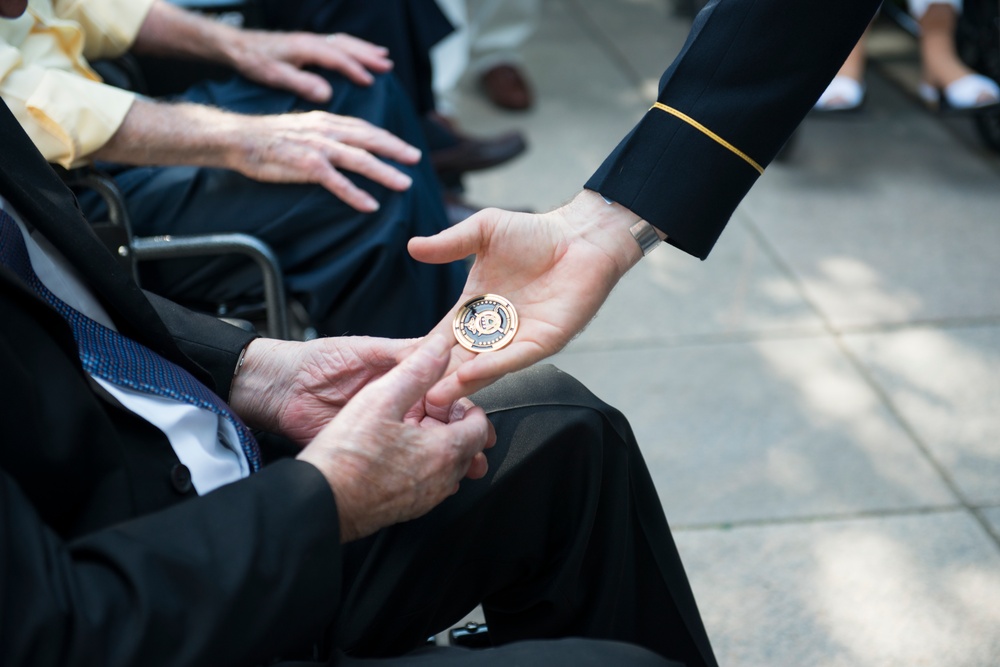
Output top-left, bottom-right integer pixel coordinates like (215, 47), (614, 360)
(465, 452), (489, 480)
(421, 342), (475, 422)
(439, 404), (491, 480)
(330, 34), (394, 73)
(312, 146), (412, 210)
(327, 142), (414, 190)
(314, 165), (380, 212)
(408, 214), (487, 265)
(427, 340), (545, 407)
(308, 123), (421, 209)
(370, 335), (453, 420)
(263, 60), (334, 103)
(314, 34), (394, 85)
(341, 123), (422, 166)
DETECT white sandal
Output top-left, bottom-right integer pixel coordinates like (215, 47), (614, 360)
(814, 76), (866, 112)
(919, 73), (1000, 111)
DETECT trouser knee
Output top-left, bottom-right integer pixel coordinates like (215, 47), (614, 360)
(473, 364), (635, 444)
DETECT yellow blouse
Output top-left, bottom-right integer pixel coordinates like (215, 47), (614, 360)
(0, 0), (156, 166)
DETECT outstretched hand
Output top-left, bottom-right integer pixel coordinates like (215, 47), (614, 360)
(408, 190), (648, 409)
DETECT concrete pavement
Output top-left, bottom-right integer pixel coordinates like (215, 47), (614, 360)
(443, 0), (1000, 665)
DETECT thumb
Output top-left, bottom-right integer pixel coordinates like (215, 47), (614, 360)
(369, 334), (452, 419)
(408, 214), (486, 264)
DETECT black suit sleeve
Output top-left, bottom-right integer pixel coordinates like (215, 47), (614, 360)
(1, 459), (341, 667)
(145, 291), (258, 400)
(586, 0), (881, 259)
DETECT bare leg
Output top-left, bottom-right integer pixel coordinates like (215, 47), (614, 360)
(837, 27), (870, 83)
(919, 3), (974, 89)
(814, 27), (869, 110)
(917, 2), (1000, 107)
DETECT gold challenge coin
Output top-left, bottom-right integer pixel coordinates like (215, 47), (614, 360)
(453, 294), (518, 353)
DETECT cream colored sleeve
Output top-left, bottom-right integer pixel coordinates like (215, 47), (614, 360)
(53, 0), (157, 60)
(0, 0), (154, 166)
(1, 58), (136, 167)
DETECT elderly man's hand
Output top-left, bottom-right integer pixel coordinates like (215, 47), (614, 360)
(296, 335), (495, 542)
(409, 190), (649, 410)
(94, 99), (421, 213)
(231, 336), (419, 444)
(228, 31), (394, 103)
(228, 110), (421, 212)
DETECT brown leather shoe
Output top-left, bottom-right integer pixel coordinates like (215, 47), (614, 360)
(480, 64), (534, 111)
(430, 130), (527, 176)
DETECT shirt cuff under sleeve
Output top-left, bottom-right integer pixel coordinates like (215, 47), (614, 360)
(585, 105), (763, 261)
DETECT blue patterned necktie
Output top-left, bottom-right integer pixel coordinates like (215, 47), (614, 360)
(0, 209), (261, 473)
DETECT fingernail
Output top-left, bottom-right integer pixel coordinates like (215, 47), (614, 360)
(404, 146), (421, 161)
(450, 401), (466, 421)
(393, 173), (412, 189)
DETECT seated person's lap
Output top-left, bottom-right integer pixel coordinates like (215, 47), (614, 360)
(78, 71), (464, 338)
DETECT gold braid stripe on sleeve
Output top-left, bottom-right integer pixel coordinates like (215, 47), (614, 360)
(650, 102), (764, 175)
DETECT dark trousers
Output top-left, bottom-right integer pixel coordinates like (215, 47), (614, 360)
(309, 365), (718, 667)
(260, 0), (452, 116)
(79, 71), (465, 339)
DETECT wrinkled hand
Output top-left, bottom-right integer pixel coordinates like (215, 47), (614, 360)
(230, 111), (420, 211)
(297, 335), (495, 542)
(230, 336), (423, 444)
(230, 31), (393, 103)
(409, 191), (647, 409)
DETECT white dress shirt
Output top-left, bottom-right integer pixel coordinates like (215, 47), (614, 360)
(1, 196), (248, 492)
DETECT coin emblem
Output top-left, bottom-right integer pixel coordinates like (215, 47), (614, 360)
(453, 294), (518, 353)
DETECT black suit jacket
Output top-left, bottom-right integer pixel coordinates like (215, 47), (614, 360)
(0, 100), (343, 666)
(588, 0), (882, 259)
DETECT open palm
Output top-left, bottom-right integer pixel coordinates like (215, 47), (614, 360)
(409, 192), (643, 407)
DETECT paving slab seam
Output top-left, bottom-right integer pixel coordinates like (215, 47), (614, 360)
(671, 503), (969, 533)
(739, 211), (1000, 553)
(970, 507), (1000, 545)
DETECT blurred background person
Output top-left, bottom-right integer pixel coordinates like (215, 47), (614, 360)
(815, 0), (1000, 111)
(260, 0), (529, 212)
(433, 0), (539, 112)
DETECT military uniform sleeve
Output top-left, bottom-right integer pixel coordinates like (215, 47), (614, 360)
(586, 0), (881, 259)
